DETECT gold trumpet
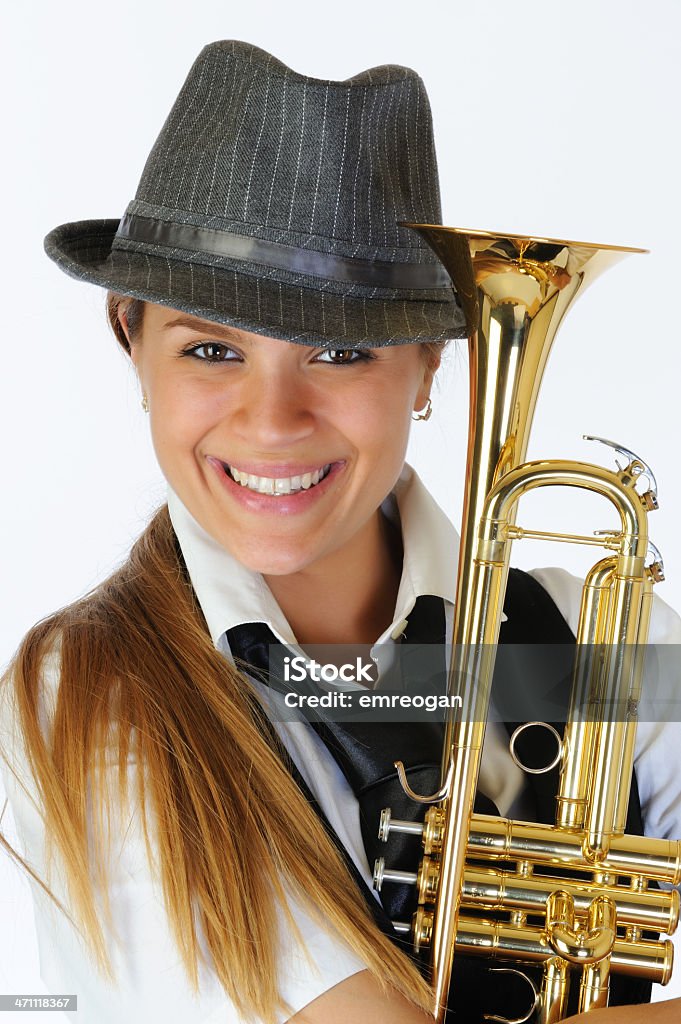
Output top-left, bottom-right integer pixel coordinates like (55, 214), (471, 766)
(374, 228), (681, 1021)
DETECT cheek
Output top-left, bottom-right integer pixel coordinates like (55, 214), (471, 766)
(349, 389), (413, 467)
(147, 377), (222, 465)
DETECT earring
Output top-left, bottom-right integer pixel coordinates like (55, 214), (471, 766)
(141, 394), (149, 413)
(412, 396), (432, 421)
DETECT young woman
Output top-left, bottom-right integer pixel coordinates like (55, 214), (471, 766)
(2, 40), (680, 1024)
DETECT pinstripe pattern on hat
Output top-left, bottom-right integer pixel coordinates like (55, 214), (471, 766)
(45, 40), (466, 347)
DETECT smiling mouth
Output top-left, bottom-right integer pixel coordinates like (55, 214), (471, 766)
(221, 462), (333, 496)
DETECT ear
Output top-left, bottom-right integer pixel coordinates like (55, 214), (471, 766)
(118, 306), (139, 367)
(425, 349), (441, 380)
(422, 343), (442, 381)
(414, 350), (440, 410)
(118, 306), (131, 341)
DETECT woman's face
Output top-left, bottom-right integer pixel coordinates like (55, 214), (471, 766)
(129, 302), (437, 577)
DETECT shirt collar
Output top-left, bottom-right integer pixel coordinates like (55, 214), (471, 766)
(167, 463), (460, 649)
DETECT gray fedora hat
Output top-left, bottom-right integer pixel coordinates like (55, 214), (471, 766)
(45, 40), (466, 348)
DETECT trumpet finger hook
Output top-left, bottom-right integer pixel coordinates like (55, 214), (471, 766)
(394, 757), (452, 804)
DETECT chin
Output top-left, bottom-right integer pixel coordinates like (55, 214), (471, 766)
(230, 543), (315, 578)
(253, 557), (313, 577)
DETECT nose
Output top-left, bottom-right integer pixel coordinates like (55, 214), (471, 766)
(230, 361), (316, 450)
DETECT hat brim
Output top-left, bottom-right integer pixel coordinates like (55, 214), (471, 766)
(44, 220), (468, 349)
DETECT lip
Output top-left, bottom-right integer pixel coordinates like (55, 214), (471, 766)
(207, 456), (345, 514)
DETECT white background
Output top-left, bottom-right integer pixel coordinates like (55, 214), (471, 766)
(1, 0), (680, 1017)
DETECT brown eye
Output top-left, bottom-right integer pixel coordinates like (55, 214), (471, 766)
(328, 349), (355, 364)
(183, 342), (239, 363)
(316, 348), (372, 365)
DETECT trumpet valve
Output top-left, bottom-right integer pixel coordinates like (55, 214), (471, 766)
(413, 907), (434, 955)
(373, 856), (417, 892)
(417, 856), (441, 903)
(378, 807), (424, 842)
(372, 855), (440, 904)
(377, 806), (446, 856)
(424, 806), (447, 855)
(377, 808), (393, 842)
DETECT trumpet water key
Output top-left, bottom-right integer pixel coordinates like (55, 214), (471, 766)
(375, 227), (679, 1022)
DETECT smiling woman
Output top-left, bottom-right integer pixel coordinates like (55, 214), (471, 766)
(108, 295), (442, 643)
(122, 301), (431, 588)
(1, 37), (680, 1024)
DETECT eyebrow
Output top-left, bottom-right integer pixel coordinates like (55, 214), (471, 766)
(162, 314), (244, 341)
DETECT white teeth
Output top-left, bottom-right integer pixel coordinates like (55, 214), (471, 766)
(226, 463), (332, 495)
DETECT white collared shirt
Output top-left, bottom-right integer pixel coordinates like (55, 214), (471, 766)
(2, 463), (680, 1022)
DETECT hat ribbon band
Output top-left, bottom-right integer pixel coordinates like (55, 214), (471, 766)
(115, 213), (452, 291)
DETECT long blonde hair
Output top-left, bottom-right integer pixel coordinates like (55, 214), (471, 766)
(0, 295), (445, 1022)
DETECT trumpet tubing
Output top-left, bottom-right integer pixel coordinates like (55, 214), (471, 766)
(452, 918), (673, 986)
(380, 226), (674, 1021)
